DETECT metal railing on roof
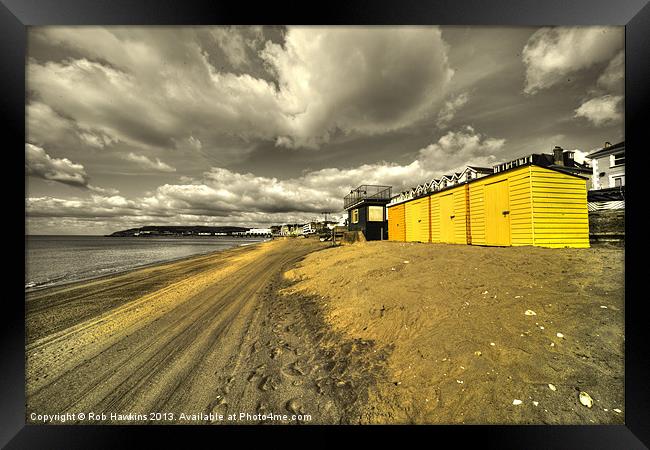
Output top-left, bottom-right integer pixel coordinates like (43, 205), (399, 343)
(344, 185), (392, 209)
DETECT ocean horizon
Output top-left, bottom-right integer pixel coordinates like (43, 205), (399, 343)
(25, 235), (268, 291)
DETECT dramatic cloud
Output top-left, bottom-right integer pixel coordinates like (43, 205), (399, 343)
(123, 153), (176, 172)
(208, 26), (265, 69)
(574, 95), (623, 126)
(522, 27), (622, 94)
(25, 143), (89, 187)
(27, 29), (286, 154)
(25, 26), (625, 235)
(263, 26), (454, 147)
(142, 127), (503, 219)
(27, 26), (454, 153)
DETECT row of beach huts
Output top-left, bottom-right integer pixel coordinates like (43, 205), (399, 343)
(343, 145), (616, 248)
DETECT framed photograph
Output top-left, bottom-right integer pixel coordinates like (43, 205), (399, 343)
(6, 0), (649, 446)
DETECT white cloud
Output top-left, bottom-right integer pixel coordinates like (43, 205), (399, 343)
(570, 149), (590, 165)
(28, 40), (286, 152)
(26, 127), (505, 229)
(522, 27), (623, 94)
(88, 185), (120, 196)
(123, 153), (176, 172)
(418, 126), (503, 174)
(436, 93), (469, 129)
(27, 195), (140, 218)
(25, 143), (89, 187)
(187, 136), (202, 150)
(574, 95), (623, 126)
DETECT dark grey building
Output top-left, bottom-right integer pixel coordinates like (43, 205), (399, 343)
(343, 185), (392, 240)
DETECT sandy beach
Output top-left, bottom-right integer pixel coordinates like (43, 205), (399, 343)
(285, 240), (625, 424)
(26, 238), (624, 425)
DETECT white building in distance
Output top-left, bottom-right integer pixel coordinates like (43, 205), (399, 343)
(245, 228), (272, 236)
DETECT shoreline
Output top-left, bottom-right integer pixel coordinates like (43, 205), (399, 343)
(26, 238), (337, 424)
(25, 237), (289, 344)
(25, 238), (270, 293)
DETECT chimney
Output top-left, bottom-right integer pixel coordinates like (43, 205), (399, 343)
(553, 146), (564, 166)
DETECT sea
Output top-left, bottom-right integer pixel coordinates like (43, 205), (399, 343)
(25, 235), (268, 291)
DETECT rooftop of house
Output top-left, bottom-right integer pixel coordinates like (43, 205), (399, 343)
(344, 184), (392, 210)
(467, 166), (493, 173)
(586, 141), (625, 159)
(531, 152), (592, 173)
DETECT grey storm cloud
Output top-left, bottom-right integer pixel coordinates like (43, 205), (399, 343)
(27, 26), (454, 153)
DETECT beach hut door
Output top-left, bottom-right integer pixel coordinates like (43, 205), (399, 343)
(485, 180), (511, 246)
(440, 194), (455, 243)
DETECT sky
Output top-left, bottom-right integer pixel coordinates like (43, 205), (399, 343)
(25, 26), (624, 235)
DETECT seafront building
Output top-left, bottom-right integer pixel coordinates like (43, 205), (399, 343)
(586, 141), (625, 190)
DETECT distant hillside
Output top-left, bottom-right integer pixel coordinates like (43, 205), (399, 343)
(107, 226), (250, 237)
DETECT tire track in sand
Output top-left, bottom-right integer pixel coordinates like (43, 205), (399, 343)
(26, 239), (326, 422)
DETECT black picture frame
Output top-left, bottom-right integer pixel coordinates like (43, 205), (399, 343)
(5, 0), (649, 447)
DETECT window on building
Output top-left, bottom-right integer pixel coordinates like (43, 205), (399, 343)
(610, 153), (625, 167)
(351, 209), (359, 224)
(368, 206), (384, 222)
(613, 176), (625, 187)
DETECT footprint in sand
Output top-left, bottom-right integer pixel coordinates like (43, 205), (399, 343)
(340, 342), (355, 356)
(247, 364), (266, 382)
(250, 340), (261, 354)
(286, 398), (304, 415)
(282, 360), (308, 377)
(314, 377), (327, 395)
(259, 374), (281, 391)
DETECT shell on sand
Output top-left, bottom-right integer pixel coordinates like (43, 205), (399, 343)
(579, 391), (594, 408)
